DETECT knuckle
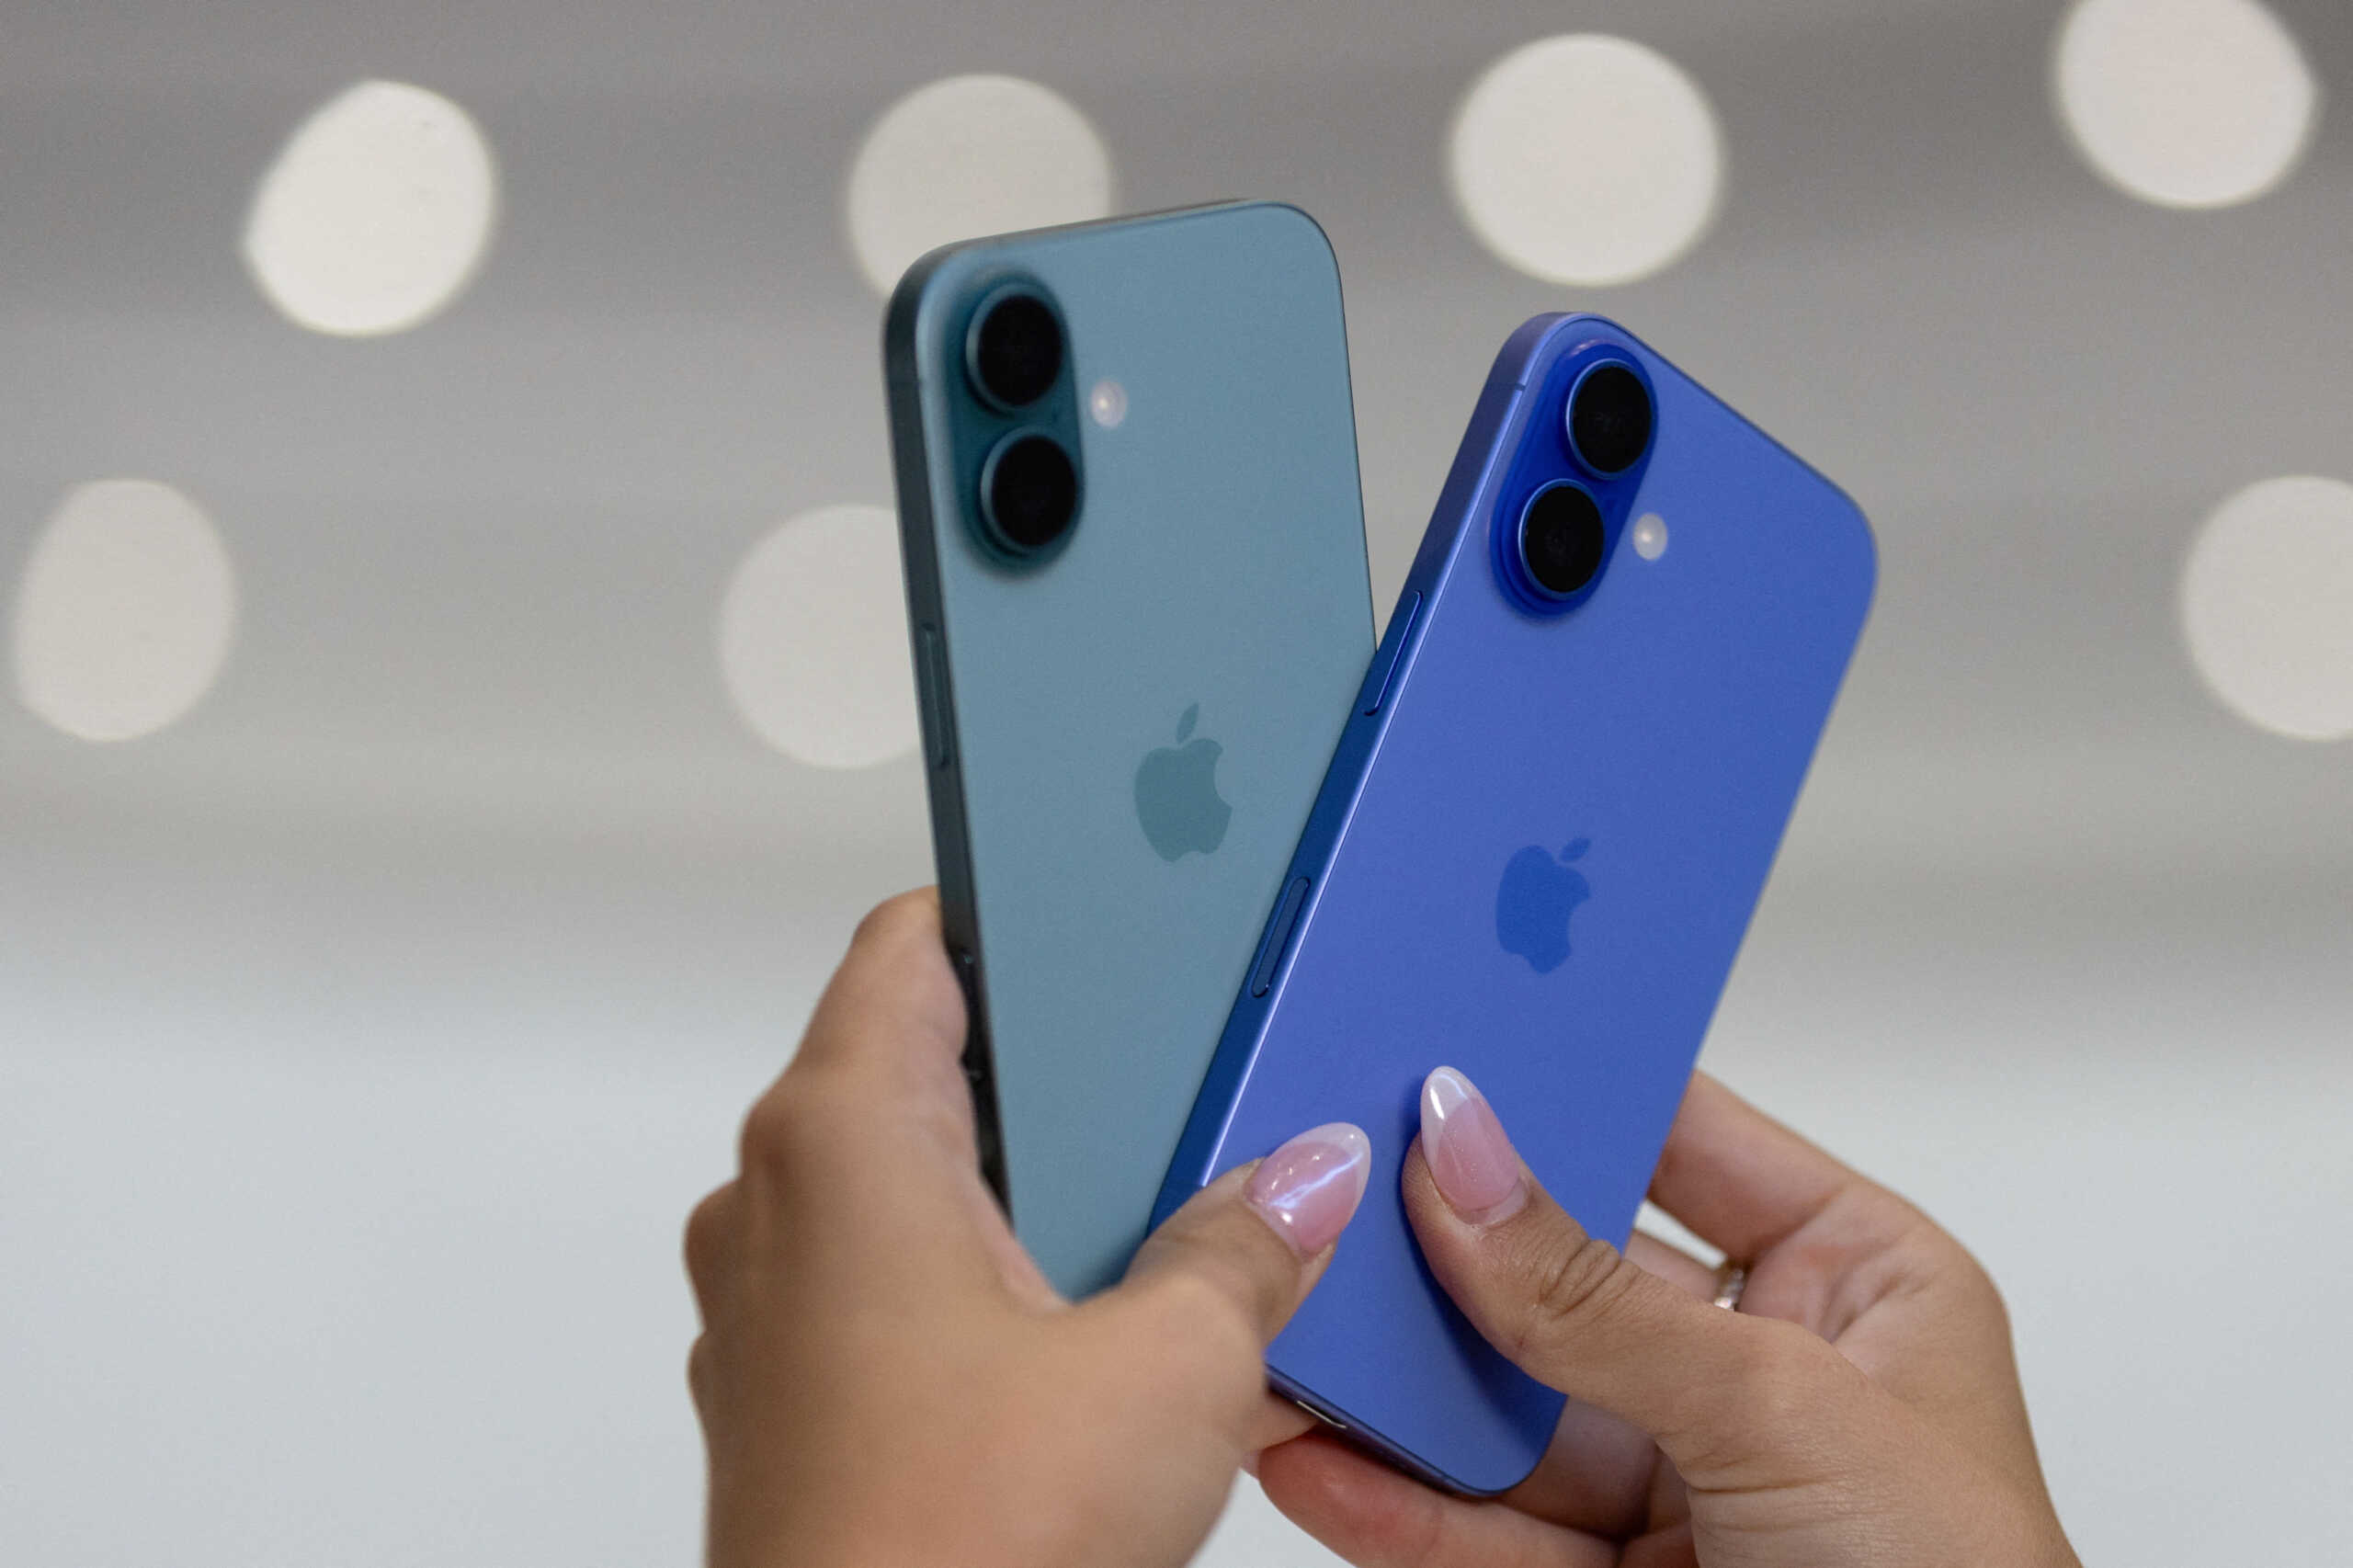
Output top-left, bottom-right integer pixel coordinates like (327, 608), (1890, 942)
(1941, 1244), (2013, 1332)
(735, 1076), (835, 1181)
(735, 1088), (798, 1171)
(1130, 1267), (1268, 1411)
(683, 1183), (736, 1297)
(1881, 1200), (2012, 1329)
(1917, 1218), (1996, 1291)
(1515, 1232), (1634, 1356)
(1157, 1267), (1265, 1359)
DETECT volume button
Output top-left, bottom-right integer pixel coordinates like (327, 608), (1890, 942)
(917, 624), (955, 772)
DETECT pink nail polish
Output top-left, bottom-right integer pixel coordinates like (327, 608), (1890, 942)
(1421, 1067), (1526, 1223)
(1245, 1123), (1372, 1256)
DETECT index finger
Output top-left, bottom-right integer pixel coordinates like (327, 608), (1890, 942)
(1646, 1074), (1859, 1262)
(781, 887), (969, 1096)
(732, 889), (1011, 1297)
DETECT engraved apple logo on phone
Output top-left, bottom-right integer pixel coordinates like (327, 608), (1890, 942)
(1496, 838), (1593, 973)
(1133, 703), (1232, 861)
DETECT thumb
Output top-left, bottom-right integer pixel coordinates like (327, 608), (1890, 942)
(1088, 1123), (1372, 1441)
(1404, 1067), (1864, 1484)
(1120, 1121), (1372, 1343)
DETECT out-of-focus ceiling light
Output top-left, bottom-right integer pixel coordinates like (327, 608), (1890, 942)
(13, 481), (238, 743)
(1448, 33), (1722, 288)
(243, 79), (498, 335)
(718, 504), (919, 769)
(845, 74), (1114, 296)
(2054, 0), (2318, 209)
(2181, 475), (2353, 742)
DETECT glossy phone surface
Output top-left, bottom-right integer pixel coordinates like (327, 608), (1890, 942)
(1155, 314), (1875, 1494)
(885, 202), (1372, 1299)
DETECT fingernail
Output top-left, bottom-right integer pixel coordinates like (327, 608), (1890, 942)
(1245, 1122), (1372, 1256)
(1422, 1067), (1526, 1224)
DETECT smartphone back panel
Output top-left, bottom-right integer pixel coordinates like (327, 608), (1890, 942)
(886, 203), (1372, 1299)
(1156, 314), (1875, 1493)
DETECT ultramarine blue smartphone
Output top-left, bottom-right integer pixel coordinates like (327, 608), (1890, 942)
(1155, 313), (1876, 1494)
(884, 202), (1372, 1299)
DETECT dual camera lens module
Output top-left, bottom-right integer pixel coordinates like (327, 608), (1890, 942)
(1513, 357), (1655, 602)
(963, 286), (1080, 559)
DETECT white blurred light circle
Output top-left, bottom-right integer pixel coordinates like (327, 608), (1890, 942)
(1448, 34), (1722, 287)
(13, 480), (238, 743)
(2180, 476), (2353, 742)
(2054, 0), (2318, 209)
(718, 505), (919, 769)
(1631, 513), (1668, 561)
(846, 74), (1114, 295)
(243, 79), (498, 335)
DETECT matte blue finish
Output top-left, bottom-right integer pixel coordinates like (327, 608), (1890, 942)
(1156, 314), (1876, 1494)
(885, 203), (1373, 1299)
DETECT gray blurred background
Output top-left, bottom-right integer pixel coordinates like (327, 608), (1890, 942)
(5, 1), (2348, 1562)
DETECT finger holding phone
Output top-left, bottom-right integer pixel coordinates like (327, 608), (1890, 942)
(684, 889), (1371, 1568)
(686, 893), (2078, 1568)
(1258, 1067), (2083, 1568)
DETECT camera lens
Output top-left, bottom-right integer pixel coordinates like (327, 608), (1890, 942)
(968, 291), (1063, 409)
(1518, 482), (1607, 598)
(981, 432), (1079, 553)
(1566, 361), (1654, 475)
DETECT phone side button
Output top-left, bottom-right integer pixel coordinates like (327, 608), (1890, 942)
(1361, 591), (1423, 716)
(916, 624), (955, 772)
(1247, 876), (1313, 999)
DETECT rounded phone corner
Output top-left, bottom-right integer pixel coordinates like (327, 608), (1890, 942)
(1834, 485), (1881, 608)
(1247, 199), (1342, 273)
(1438, 1442), (1548, 1500)
(882, 241), (984, 377)
(1309, 1406), (1549, 1501)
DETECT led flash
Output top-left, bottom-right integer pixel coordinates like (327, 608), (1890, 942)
(1088, 379), (1128, 428)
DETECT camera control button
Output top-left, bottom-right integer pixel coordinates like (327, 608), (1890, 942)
(1361, 591), (1423, 716)
(916, 624), (955, 772)
(1248, 876), (1313, 999)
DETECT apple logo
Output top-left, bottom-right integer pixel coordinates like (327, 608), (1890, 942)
(1495, 838), (1593, 974)
(1133, 703), (1233, 862)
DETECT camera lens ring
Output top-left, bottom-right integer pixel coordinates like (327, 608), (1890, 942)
(965, 287), (1065, 411)
(1564, 358), (1654, 477)
(1517, 480), (1608, 600)
(978, 429), (1080, 556)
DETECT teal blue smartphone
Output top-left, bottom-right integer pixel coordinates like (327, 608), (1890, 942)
(883, 201), (1373, 1297)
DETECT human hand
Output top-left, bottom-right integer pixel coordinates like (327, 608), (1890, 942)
(685, 889), (1373, 1568)
(1259, 1068), (2080, 1567)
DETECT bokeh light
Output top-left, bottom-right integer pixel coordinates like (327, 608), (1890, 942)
(243, 79), (499, 335)
(12, 480), (238, 743)
(2180, 476), (2353, 742)
(717, 505), (919, 769)
(1448, 34), (1722, 288)
(2053, 0), (2318, 209)
(844, 74), (1114, 296)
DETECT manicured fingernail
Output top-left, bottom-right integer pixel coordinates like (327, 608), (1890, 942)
(1422, 1067), (1527, 1224)
(1245, 1122), (1372, 1256)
